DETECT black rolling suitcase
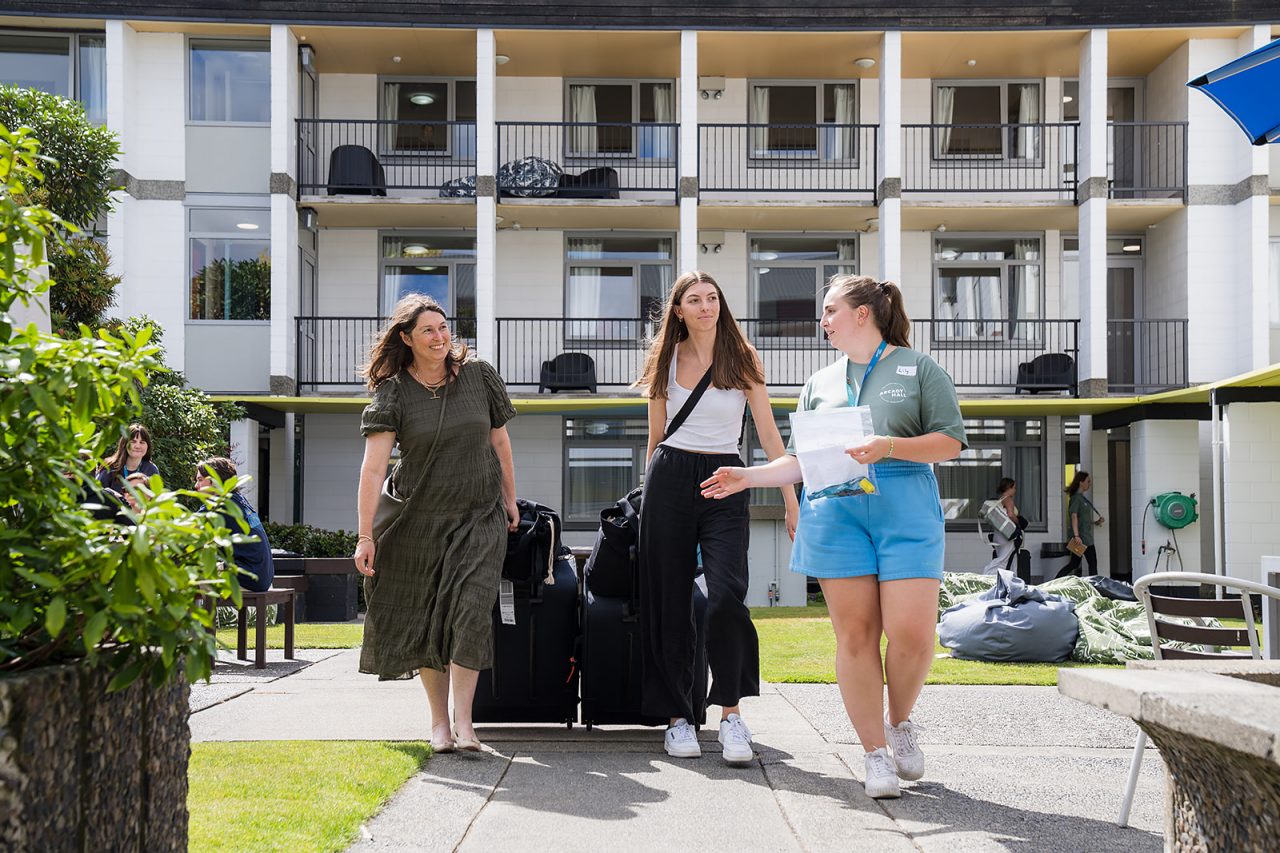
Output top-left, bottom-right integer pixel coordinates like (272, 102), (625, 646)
(580, 577), (709, 729)
(473, 501), (580, 727)
(1015, 548), (1032, 584)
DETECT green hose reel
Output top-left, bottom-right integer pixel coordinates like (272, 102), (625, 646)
(1151, 491), (1198, 529)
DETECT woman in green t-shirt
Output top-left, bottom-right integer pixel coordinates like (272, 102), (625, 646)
(700, 274), (966, 800)
(1058, 470), (1104, 578)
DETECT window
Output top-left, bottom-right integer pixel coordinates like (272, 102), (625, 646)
(189, 208), (271, 321)
(565, 80), (674, 158)
(0, 32), (106, 123)
(936, 419), (1045, 530)
(563, 418), (648, 524)
(565, 234), (674, 339)
(932, 81), (1042, 159)
(933, 235), (1042, 342)
(378, 77), (476, 156)
(189, 39), (269, 123)
(743, 413), (799, 507)
(380, 234), (476, 336)
(750, 235), (856, 339)
(748, 81), (859, 160)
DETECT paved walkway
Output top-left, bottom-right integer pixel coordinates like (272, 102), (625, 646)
(191, 650), (1166, 852)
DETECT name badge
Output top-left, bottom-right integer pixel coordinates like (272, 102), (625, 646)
(896, 365), (918, 376)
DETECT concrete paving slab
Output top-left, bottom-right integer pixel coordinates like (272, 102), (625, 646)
(189, 649), (342, 712)
(456, 750), (803, 853)
(778, 683), (1146, 748)
(349, 750), (511, 853)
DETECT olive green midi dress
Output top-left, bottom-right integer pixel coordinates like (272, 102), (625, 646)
(359, 359), (516, 679)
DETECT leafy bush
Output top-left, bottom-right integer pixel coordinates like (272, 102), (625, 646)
(49, 236), (119, 335)
(0, 125), (243, 688)
(263, 522), (359, 559)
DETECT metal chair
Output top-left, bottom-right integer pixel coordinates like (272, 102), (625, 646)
(1117, 571), (1280, 826)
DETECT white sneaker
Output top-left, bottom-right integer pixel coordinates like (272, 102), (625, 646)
(883, 714), (925, 781)
(863, 747), (901, 799)
(664, 719), (701, 759)
(718, 714), (754, 766)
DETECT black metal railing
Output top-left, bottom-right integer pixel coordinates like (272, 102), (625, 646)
(1108, 122), (1188, 200)
(296, 316), (477, 389)
(1107, 319), (1188, 393)
(495, 122), (679, 199)
(913, 318), (1081, 395)
(903, 123), (1078, 198)
(698, 124), (878, 196)
(296, 119), (478, 195)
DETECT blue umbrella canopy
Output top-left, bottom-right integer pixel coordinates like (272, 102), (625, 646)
(1188, 39), (1280, 145)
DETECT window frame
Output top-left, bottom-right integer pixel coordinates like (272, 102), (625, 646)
(746, 79), (862, 164)
(376, 75), (476, 159)
(0, 28), (106, 122)
(937, 418), (1047, 533)
(747, 232), (858, 346)
(930, 231), (1045, 346)
(377, 230), (478, 328)
(186, 201), (273, 324)
(561, 417), (650, 528)
(563, 77), (677, 161)
(562, 231), (675, 343)
(1271, 238), (1280, 328)
(930, 78), (1045, 162)
(741, 412), (799, 508)
(186, 36), (271, 127)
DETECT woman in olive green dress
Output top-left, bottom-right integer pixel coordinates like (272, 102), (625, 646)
(353, 294), (519, 753)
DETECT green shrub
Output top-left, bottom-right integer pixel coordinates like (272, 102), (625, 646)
(263, 522), (359, 559)
(49, 236), (119, 335)
(0, 125), (243, 688)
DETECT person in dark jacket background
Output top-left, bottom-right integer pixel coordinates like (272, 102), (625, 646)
(96, 422), (160, 495)
(195, 456), (274, 593)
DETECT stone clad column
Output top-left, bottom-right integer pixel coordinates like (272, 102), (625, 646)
(269, 24), (300, 395)
(877, 31), (901, 284)
(678, 30), (699, 272)
(1077, 28), (1108, 397)
(475, 29), (498, 362)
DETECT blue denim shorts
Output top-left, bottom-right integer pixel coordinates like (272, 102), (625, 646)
(789, 460), (946, 582)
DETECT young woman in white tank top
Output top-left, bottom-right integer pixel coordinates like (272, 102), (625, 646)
(634, 270), (799, 765)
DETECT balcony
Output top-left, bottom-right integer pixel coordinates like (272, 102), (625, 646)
(903, 123), (1078, 200)
(1107, 122), (1187, 201)
(698, 124), (878, 198)
(495, 122), (679, 201)
(1107, 319), (1188, 393)
(295, 317), (477, 391)
(297, 119), (478, 196)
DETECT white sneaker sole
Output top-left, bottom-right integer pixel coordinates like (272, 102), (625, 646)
(720, 746), (754, 766)
(865, 779), (901, 799)
(665, 744), (702, 759)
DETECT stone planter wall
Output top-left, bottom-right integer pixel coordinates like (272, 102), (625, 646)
(0, 660), (190, 852)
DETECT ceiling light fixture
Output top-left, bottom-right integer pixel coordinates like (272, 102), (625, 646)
(392, 55), (401, 63)
(402, 244), (429, 257)
(1122, 242), (1141, 253)
(853, 57), (877, 69)
(495, 54), (510, 65)
(235, 222), (259, 231)
(966, 59), (977, 67)
(1063, 95), (1074, 104)
(408, 92), (436, 105)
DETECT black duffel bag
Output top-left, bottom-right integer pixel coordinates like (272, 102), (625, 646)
(503, 498), (561, 586)
(1083, 574), (1137, 602)
(583, 487), (643, 600)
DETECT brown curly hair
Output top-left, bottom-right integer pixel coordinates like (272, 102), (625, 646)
(361, 294), (470, 390)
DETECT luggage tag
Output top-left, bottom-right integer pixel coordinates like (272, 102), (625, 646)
(499, 580), (516, 625)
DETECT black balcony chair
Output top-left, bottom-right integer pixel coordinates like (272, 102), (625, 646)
(1014, 352), (1076, 394)
(326, 145), (387, 196)
(539, 353), (598, 394)
(557, 167), (621, 199)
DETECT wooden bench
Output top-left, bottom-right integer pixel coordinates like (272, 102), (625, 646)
(202, 587), (297, 669)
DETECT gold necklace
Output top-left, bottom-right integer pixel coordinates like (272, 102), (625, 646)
(409, 365), (448, 398)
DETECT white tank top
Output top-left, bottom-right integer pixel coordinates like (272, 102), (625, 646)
(661, 345), (747, 455)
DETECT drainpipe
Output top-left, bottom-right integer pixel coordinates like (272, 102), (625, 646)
(1211, 389), (1224, 583)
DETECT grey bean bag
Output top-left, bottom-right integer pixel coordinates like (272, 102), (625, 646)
(937, 569), (1079, 662)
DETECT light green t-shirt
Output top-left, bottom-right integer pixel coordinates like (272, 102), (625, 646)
(787, 347), (968, 453)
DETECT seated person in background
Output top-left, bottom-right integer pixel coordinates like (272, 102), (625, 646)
(96, 423), (161, 494)
(121, 471), (153, 515)
(195, 457), (274, 593)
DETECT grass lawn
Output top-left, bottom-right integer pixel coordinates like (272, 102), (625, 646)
(752, 604), (1116, 686)
(256, 606), (1116, 686)
(188, 741), (430, 853)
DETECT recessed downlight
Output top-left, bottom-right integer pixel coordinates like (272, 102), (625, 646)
(236, 222), (259, 230)
(408, 92), (436, 106)
(402, 244), (429, 257)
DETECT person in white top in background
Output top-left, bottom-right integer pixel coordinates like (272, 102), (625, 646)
(982, 477), (1025, 575)
(634, 270), (799, 765)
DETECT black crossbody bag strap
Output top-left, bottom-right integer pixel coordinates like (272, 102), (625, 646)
(663, 366), (714, 441)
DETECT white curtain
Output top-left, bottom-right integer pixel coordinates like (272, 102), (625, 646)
(829, 84), (856, 161)
(570, 85), (597, 155)
(567, 238), (605, 337)
(652, 83), (673, 123)
(934, 86), (955, 156)
(643, 83), (674, 160)
(1012, 239), (1041, 340)
(382, 83), (399, 151)
(1016, 84), (1040, 159)
(751, 86), (770, 155)
(78, 37), (107, 125)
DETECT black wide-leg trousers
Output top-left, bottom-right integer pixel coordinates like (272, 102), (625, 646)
(639, 445), (761, 722)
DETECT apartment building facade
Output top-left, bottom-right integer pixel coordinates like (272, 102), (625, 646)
(5, 2), (1280, 601)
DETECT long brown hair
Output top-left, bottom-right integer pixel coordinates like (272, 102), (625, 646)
(361, 294), (470, 390)
(635, 270), (764, 399)
(104, 423), (153, 477)
(1066, 470), (1090, 496)
(826, 274), (911, 348)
